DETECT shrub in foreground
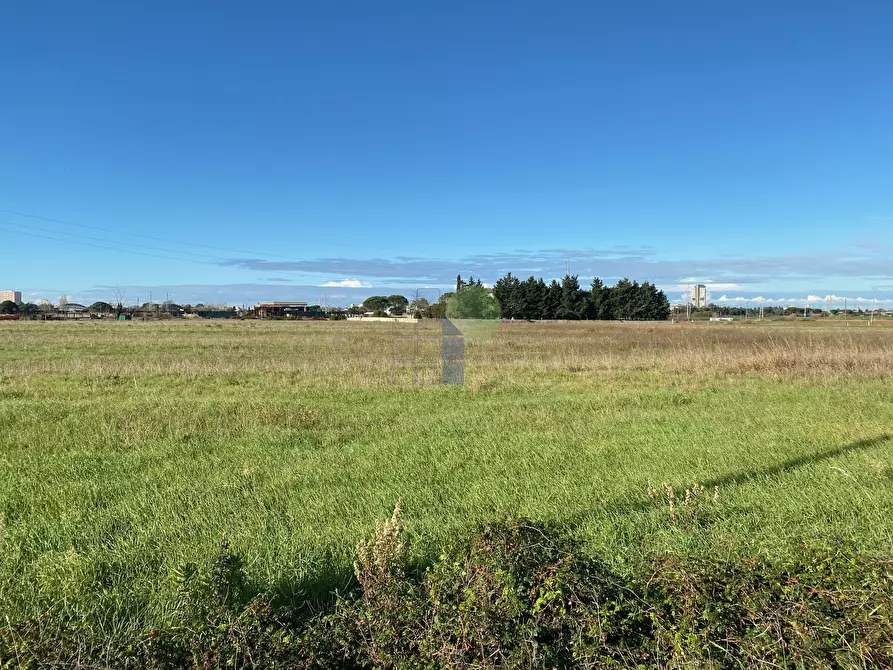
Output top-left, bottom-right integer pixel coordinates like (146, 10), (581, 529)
(307, 508), (651, 668)
(3, 510), (893, 668)
(650, 550), (893, 667)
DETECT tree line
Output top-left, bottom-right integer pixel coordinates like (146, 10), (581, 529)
(492, 273), (670, 320)
(360, 273), (671, 321)
(361, 295), (409, 315)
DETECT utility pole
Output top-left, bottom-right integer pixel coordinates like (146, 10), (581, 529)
(868, 286), (893, 326)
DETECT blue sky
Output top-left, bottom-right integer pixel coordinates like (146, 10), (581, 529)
(2, 0), (893, 306)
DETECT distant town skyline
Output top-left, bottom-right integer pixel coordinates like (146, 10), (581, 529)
(8, 280), (893, 311)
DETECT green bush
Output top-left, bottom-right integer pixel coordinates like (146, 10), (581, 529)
(3, 515), (893, 669)
(446, 284), (500, 320)
(305, 511), (650, 668)
(649, 548), (893, 667)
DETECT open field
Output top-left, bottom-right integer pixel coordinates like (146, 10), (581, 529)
(2, 319), (893, 639)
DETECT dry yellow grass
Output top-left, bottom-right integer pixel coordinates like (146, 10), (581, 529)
(2, 318), (892, 384)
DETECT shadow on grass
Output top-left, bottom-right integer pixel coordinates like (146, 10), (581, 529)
(574, 434), (892, 523)
(702, 433), (891, 490)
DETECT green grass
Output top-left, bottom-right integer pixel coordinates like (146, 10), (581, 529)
(1, 319), (893, 634)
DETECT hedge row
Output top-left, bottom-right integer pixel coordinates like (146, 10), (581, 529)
(3, 508), (892, 668)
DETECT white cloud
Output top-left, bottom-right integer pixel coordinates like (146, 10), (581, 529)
(665, 280), (741, 292)
(319, 279), (372, 288)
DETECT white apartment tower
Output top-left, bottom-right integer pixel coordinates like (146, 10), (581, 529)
(691, 284), (707, 309)
(0, 290), (22, 304)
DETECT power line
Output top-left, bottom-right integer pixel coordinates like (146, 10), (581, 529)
(0, 208), (305, 261)
(0, 219), (225, 261)
(0, 225), (216, 266)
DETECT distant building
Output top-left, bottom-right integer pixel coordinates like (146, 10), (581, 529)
(57, 303), (89, 319)
(59, 303), (88, 313)
(0, 290), (22, 304)
(254, 301), (310, 318)
(691, 284), (707, 309)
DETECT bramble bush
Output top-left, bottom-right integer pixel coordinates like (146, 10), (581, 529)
(3, 506), (893, 669)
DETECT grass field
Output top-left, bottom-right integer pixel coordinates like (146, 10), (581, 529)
(2, 318), (893, 637)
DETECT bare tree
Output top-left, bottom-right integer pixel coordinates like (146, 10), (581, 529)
(112, 286), (126, 315)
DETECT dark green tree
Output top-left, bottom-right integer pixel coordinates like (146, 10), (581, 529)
(639, 282), (670, 320)
(386, 295), (409, 315)
(519, 276), (544, 320)
(589, 277), (612, 319)
(0, 300), (19, 315)
(535, 279), (548, 319)
(493, 272), (520, 319)
(543, 280), (561, 319)
(362, 296), (390, 312)
(609, 278), (638, 320)
(627, 281), (649, 320)
(556, 274), (587, 319)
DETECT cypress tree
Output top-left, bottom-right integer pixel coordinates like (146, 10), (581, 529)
(543, 280), (561, 319)
(610, 278), (637, 320)
(520, 276), (543, 320)
(536, 278), (548, 319)
(589, 277), (612, 319)
(493, 272), (517, 319)
(627, 280), (647, 319)
(557, 274), (585, 319)
(655, 288), (670, 320)
(514, 276), (528, 319)
(640, 281), (670, 320)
